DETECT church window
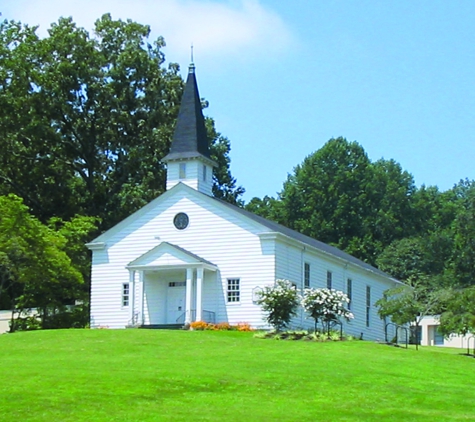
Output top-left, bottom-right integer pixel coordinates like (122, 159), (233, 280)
(179, 163), (186, 179)
(304, 263), (310, 288)
(366, 285), (371, 327)
(122, 283), (130, 307)
(227, 278), (240, 303)
(173, 213), (189, 230)
(326, 271), (332, 289)
(347, 278), (353, 310)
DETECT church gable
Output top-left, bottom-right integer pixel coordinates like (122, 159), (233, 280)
(127, 242), (216, 269)
(88, 182), (269, 253)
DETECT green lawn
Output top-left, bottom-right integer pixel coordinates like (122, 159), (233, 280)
(0, 330), (473, 421)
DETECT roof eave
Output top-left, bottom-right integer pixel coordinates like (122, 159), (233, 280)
(258, 231), (403, 285)
(162, 152), (217, 167)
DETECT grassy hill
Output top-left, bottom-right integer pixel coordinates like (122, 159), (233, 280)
(0, 329), (473, 421)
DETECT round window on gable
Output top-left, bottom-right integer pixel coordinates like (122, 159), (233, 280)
(173, 213), (189, 230)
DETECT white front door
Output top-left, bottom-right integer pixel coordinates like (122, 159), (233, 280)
(166, 282), (186, 324)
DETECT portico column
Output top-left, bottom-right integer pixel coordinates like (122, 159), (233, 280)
(139, 270), (145, 325)
(196, 267), (203, 322)
(185, 268), (193, 324)
(128, 270), (136, 325)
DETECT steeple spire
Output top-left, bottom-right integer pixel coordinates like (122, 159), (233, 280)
(163, 62), (212, 162)
(163, 62), (216, 195)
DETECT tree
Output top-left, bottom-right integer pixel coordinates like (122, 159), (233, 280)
(447, 180), (475, 287)
(273, 138), (420, 265)
(368, 158), (419, 250)
(376, 277), (443, 349)
(0, 15), (243, 230)
(256, 279), (300, 331)
(301, 288), (353, 334)
(376, 234), (453, 283)
(0, 195), (84, 331)
(49, 215), (99, 299)
(275, 138), (373, 259)
(376, 237), (430, 282)
(376, 180), (475, 289)
(244, 195), (282, 220)
(438, 287), (475, 353)
(206, 118), (245, 205)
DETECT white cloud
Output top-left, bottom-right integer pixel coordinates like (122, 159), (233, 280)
(2, 0), (295, 67)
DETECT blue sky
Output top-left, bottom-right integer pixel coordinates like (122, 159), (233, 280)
(3, 1), (475, 201)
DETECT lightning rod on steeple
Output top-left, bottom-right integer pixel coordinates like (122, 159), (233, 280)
(189, 44), (195, 73)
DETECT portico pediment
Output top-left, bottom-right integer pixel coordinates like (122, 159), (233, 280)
(126, 242), (217, 271)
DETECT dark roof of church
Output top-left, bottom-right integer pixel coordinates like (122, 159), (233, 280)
(163, 64), (212, 162)
(214, 197), (399, 281)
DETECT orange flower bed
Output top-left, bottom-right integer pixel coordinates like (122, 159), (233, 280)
(189, 321), (253, 331)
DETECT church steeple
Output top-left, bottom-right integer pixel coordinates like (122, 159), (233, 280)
(163, 63), (216, 195)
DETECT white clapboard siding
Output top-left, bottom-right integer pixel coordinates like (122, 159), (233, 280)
(202, 272), (219, 321)
(273, 239), (397, 340)
(166, 160), (213, 196)
(90, 182), (399, 336)
(90, 183), (275, 328)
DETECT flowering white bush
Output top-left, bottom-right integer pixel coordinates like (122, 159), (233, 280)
(301, 288), (353, 333)
(257, 279), (300, 331)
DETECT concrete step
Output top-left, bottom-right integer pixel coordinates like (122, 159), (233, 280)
(139, 324), (183, 330)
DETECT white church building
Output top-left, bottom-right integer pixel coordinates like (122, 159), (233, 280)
(87, 64), (402, 339)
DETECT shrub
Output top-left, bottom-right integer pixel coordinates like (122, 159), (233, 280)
(190, 321), (208, 330)
(253, 331), (269, 339)
(301, 288), (353, 334)
(328, 330), (342, 341)
(43, 305), (89, 329)
(215, 322), (232, 331)
(236, 322), (252, 332)
(257, 279), (300, 331)
(10, 315), (41, 332)
(11, 305), (90, 332)
(287, 330), (307, 340)
(254, 329), (357, 342)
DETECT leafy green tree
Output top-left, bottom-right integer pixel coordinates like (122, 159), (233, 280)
(0, 15), (243, 230)
(448, 180), (475, 287)
(49, 215), (99, 299)
(375, 180), (474, 288)
(376, 234), (453, 283)
(278, 138), (372, 246)
(206, 119), (245, 205)
(369, 158), (418, 247)
(0, 195), (84, 330)
(244, 195), (282, 220)
(257, 279), (300, 331)
(272, 138), (420, 264)
(376, 277), (443, 349)
(376, 237), (429, 281)
(438, 287), (475, 353)
(411, 185), (459, 234)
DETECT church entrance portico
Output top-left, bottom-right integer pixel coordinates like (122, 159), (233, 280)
(126, 244), (217, 327)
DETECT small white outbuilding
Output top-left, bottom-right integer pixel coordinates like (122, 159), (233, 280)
(87, 64), (402, 340)
(417, 315), (474, 349)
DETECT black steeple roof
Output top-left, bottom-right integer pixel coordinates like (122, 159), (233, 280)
(163, 64), (213, 162)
